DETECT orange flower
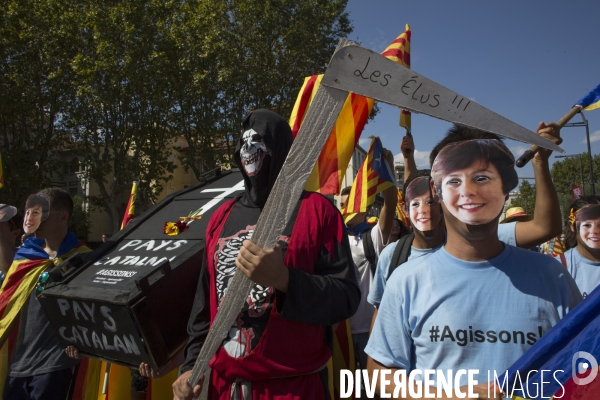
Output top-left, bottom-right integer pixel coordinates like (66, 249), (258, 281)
(163, 222), (180, 236)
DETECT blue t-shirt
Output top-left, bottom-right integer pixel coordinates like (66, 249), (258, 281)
(368, 243), (440, 308)
(365, 244), (582, 388)
(560, 247), (600, 299)
(367, 222), (518, 308)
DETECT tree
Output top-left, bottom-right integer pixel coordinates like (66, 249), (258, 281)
(0, 0), (79, 207)
(69, 195), (90, 241)
(0, 0), (355, 232)
(551, 153), (600, 197)
(174, 0), (354, 178)
(510, 180), (536, 215)
(66, 1), (180, 232)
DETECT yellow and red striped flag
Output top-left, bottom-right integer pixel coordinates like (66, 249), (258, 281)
(0, 153), (4, 189)
(120, 181), (138, 230)
(381, 24), (412, 132)
(326, 320), (355, 400)
(396, 188), (410, 228)
(0, 235), (90, 394)
(289, 25), (411, 195)
(342, 137), (396, 223)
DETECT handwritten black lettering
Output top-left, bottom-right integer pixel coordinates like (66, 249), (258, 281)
(401, 78), (417, 96)
(354, 57), (390, 86)
(420, 93), (430, 104)
(354, 57), (371, 79)
(381, 74), (391, 87)
(429, 94), (440, 108)
(411, 83), (423, 101)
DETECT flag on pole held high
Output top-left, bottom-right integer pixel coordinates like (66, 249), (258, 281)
(381, 24), (412, 132)
(289, 25), (411, 195)
(120, 181), (138, 230)
(341, 137), (396, 223)
(503, 286), (600, 400)
(575, 83), (600, 111)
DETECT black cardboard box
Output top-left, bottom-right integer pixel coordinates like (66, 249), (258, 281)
(38, 169), (244, 371)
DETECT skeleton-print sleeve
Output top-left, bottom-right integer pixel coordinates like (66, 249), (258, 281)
(275, 228), (360, 325)
(179, 256), (210, 375)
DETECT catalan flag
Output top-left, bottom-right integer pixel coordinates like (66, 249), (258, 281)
(120, 181), (138, 230)
(503, 286), (600, 400)
(342, 137), (396, 223)
(0, 232), (90, 393)
(0, 153), (4, 189)
(396, 188), (410, 228)
(327, 320), (356, 400)
(575, 83), (600, 111)
(289, 25), (411, 195)
(541, 236), (567, 268)
(381, 24), (412, 132)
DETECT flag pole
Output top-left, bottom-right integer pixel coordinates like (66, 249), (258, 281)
(515, 105), (581, 168)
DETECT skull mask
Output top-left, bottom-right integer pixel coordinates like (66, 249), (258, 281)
(240, 128), (268, 177)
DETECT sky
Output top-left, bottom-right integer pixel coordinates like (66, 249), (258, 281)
(344, 0), (600, 183)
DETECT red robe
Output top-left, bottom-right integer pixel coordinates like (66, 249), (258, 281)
(182, 191), (359, 400)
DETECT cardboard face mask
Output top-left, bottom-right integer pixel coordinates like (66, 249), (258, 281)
(575, 204), (600, 249)
(404, 176), (441, 232)
(23, 194), (50, 234)
(431, 139), (518, 226)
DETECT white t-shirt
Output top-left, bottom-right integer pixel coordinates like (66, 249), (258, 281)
(348, 223), (386, 334)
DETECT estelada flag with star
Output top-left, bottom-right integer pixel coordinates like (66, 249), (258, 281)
(342, 136), (396, 224)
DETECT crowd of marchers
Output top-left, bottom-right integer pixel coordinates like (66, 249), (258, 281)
(0, 110), (598, 400)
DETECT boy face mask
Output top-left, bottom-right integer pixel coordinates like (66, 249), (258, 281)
(23, 194), (50, 234)
(574, 204), (600, 250)
(404, 176), (442, 233)
(431, 139), (517, 226)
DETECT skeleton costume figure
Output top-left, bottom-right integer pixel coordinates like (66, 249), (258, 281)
(239, 129), (268, 177)
(179, 109), (360, 400)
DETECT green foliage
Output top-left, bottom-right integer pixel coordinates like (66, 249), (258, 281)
(69, 195), (90, 241)
(550, 153), (600, 196)
(510, 180), (536, 215)
(0, 0), (353, 232)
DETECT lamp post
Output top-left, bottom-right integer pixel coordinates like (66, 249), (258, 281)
(563, 111), (595, 194)
(555, 154), (585, 195)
